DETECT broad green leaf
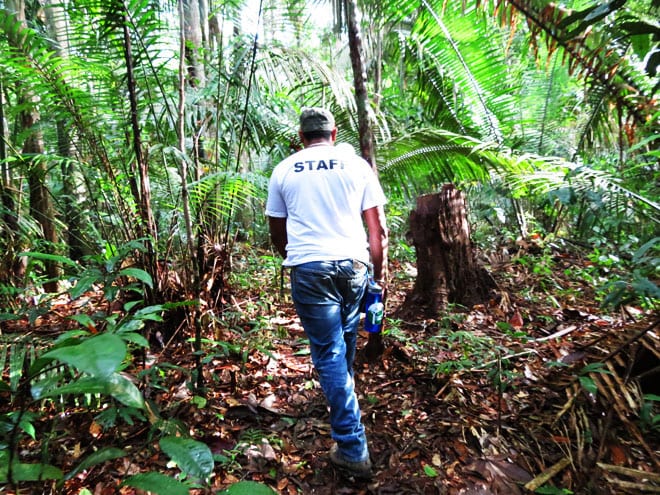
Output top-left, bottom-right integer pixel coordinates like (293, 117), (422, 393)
(30, 373), (62, 399)
(0, 462), (63, 482)
(54, 330), (93, 344)
(70, 273), (100, 299)
(124, 300), (143, 312)
(134, 305), (165, 319)
(119, 268), (153, 288)
(64, 447), (127, 481)
(18, 416), (36, 440)
(121, 472), (189, 495)
(218, 480), (278, 495)
(118, 332), (150, 348)
(104, 373), (145, 409)
(38, 374), (145, 409)
(19, 251), (78, 268)
(68, 313), (97, 330)
(41, 334), (126, 377)
(159, 436), (214, 480)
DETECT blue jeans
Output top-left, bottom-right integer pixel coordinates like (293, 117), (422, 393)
(290, 259), (369, 462)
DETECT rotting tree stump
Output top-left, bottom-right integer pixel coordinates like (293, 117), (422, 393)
(406, 184), (496, 316)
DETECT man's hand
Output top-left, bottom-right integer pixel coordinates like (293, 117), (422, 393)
(268, 216), (288, 258)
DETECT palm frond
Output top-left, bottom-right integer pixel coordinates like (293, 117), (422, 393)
(483, 0), (658, 134)
(379, 128), (532, 196)
(188, 170), (269, 223)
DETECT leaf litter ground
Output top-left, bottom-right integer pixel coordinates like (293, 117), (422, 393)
(1, 245), (658, 494)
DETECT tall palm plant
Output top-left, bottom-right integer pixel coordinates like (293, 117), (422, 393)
(353, 0), (659, 242)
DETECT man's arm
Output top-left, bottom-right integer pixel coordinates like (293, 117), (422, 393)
(363, 205), (388, 282)
(268, 216), (288, 258)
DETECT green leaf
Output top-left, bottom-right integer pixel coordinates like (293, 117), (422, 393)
(0, 462), (63, 482)
(579, 375), (598, 396)
(103, 373), (145, 409)
(18, 416), (36, 440)
(64, 447), (127, 481)
(38, 373), (145, 409)
(580, 362), (611, 375)
(423, 464), (439, 477)
(217, 480), (278, 495)
(119, 268), (153, 289)
(20, 251), (78, 268)
(134, 305), (165, 320)
(41, 333), (126, 377)
(118, 331), (150, 348)
(159, 436), (214, 480)
(121, 472), (189, 495)
(0, 313), (21, 321)
(70, 273), (101, 299)
(69, 313), (97, 329)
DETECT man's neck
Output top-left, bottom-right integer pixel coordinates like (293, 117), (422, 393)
(304, 138), (333, 148)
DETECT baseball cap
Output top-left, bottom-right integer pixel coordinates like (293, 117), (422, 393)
(300, 107), (335, 133)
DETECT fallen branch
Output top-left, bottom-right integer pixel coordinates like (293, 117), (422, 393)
(531, 324), (578, 342)
(596, 463), (660, 484)
(523, 457), (571, 492)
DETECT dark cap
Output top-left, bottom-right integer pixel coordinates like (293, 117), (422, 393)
(300, 107), (335, 133)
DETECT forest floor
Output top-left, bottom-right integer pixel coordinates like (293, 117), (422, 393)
(1, 242), (659, 495)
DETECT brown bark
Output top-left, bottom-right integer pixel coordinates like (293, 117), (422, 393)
(345, 0), (384, 361)
(183, 0), (206, 87)
(346, 0), (375, 170)
(407, 184), (496, 315)
(24, 120), (60, 293)
(122, 13), (158, 303)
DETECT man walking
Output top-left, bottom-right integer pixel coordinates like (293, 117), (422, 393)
(266, 107), (388, 480)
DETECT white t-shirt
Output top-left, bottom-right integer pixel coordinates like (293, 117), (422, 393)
(265, 143), (387, 267)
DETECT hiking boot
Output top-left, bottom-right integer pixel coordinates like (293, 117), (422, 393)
(329, 444), (373, 480)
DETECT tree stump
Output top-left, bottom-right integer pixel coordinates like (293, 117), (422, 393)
(407, 184), (495, 315)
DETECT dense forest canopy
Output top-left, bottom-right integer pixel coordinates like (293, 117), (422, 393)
(0, 0), (657, 279)
(0, 0), (658, 492)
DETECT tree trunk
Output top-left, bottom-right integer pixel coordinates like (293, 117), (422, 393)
(183, 0), (206, 88)
(345, 0), (384, 360)
(122, 13), (158, 303)
(24, 121), (60, 293)
(44, 0), (88, 261)
(0, 77), (24, 283)
(408, 184), (495, 315)
(9, 0), (60, 293)
(346, 0), (375, 169)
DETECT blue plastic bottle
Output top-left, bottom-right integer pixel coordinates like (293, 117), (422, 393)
(364, 279), (384, 333)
